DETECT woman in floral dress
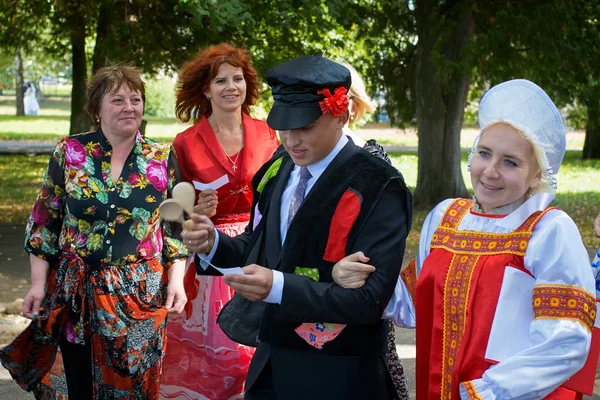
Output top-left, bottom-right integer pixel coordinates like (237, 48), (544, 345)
(0, 65), (188, 399)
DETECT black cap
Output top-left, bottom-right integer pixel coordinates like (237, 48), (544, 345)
(266, 56), (351, 130)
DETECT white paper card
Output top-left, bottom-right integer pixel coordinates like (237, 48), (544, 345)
(193, 174), (229, 191)
(213, 266), (245, 276)
(485, 266), (535, 362)
(197, 255), (245, 276)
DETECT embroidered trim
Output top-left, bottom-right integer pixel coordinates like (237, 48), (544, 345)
(532, 284), (596, 333)
(401, 259), (417, 302)
(441, 252), (480, 400)
(431, 199), (554, 256)
(435, 198), (554, 399)
(462, 381), (484, 400)
(257, 157), (283, 193)
(438, 199), (472, 229)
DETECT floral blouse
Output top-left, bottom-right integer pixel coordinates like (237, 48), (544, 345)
(25, 129), (188, 268)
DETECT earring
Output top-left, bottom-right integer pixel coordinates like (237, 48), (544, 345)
(206, 96), (212, 100)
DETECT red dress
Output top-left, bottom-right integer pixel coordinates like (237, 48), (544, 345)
(160, 115), (278, 399)
(413, 199), (589, 400)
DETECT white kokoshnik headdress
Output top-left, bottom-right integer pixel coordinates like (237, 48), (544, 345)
(468, 79), (566, 191)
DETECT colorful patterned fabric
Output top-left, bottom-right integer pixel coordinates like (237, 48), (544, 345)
(461, 381), (484, 399)
(400, 259), (417, 303)
(293, 264), (345, 350)
(386, 326), (410, 400)
(592, 249), (600, 293)
(294, 322), (346, 350)
(294, 267), (319, 281)
(0, 129), (188, 399)
(532, 284), (596, 332)
(424, 199), (554, 400)
(161, 220), (254, 400)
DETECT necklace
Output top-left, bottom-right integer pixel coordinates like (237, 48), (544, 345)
(216, 137), (242, 172)
(210, 116), (243, 172)
(224, 149), (241, 172)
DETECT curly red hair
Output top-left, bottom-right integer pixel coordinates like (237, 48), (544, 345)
(175, 43), (260, 123)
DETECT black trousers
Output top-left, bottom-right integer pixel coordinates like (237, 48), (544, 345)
(245, 360), (278, 400)
(59, 336), (93, 399)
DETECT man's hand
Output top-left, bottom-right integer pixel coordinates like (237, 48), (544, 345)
(332, 251), (375, 289)
(594, 213), (600, 238)
(223, 264), (273, 301)
(182, 214), (216, 253)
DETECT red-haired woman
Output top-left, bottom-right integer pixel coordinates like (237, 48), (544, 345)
(160, 44), (278, 399)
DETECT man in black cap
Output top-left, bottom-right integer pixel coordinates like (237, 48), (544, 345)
(183, 55), (411, 399)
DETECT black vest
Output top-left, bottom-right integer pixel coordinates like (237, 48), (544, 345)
(249, 145), (410, 357)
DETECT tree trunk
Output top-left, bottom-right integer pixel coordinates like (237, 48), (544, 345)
(413, 0), (472, 209)
(14, 47), (24, 116)
(582, 86), (600, 159)
(69, 10), (91, 135)
(91, 1), (113, 74)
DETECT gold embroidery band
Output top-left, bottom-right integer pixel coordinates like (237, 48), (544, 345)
(462, 381), (484, 400)
(401, 258), (417, 302)
(441, 252), (480, 399)
(533, 284), (596, 333)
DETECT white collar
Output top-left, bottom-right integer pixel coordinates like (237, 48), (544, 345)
(493, 192), (555, 230)
(303, 133), (348, 179)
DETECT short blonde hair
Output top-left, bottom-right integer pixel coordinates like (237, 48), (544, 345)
(340, 62), (376, 125)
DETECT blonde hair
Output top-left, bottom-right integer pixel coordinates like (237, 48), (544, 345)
(339, 62), (376, 125)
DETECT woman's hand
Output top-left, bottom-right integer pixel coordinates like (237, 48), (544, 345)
(594, 213), (600, 238)
(24, 254), (49, 318)
(166, 260), (187, 314)
(332, 251), (376, 289)
(195, 189), (218, 218)
(23, 285), (46, 319)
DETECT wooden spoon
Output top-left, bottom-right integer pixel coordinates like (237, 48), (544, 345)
(159, 198), (184, 223)
(172, 182), (196, 216)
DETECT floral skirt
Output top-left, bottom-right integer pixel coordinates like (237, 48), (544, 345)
(0, 255), (170, 399)
(386, 324), (410, 400)
(160, 218), (254, 400)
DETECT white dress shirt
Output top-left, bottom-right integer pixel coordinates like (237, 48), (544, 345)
(265, 134), (349, 303)
(199, 134), (350, 305)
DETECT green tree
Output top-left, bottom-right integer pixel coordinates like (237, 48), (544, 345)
(472, 0), (600, 159)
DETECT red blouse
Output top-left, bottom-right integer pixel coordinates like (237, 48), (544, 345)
(173, 115), (279, 223)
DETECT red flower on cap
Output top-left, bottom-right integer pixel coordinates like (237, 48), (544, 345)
(317, 87), (349, 118)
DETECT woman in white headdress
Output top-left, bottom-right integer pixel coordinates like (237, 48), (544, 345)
(332, 79), (597, 399)
(24, 82), (40, 116)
